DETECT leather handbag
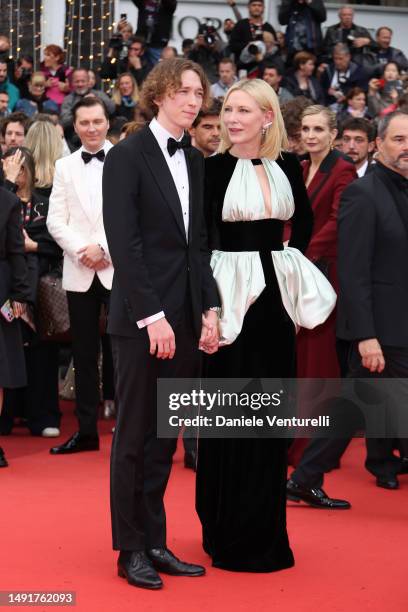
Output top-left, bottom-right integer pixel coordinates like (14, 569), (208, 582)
(37, 272), (70, 341)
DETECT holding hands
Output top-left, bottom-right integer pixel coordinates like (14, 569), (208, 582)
(199, 310), (219, 354)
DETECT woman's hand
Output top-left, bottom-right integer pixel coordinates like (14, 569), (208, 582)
(2, 150), (24, 184)
(368, 78), (380, 93)
(58, 80), (69, 93)
(23, 229), (38, 253)
(12, 301), (26, 318)
(389, 88), (399, 101)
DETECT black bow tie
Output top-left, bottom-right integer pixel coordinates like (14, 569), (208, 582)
(81, 149), (105, 164)
(167, 133), (191, 157)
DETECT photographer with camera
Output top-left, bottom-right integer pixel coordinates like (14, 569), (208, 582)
(131, 1), (177, 66)
(229, 0), (276, 74)
(320, 43), (369, 109)
(368, 61), (405, 119)
(188, 21), (223, 84)
(100, 36), (152, 87)
(103, 19), (135, 73)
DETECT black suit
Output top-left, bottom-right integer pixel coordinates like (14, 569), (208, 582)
(103, 125), (219, 551)
(292, 163), (408, 487)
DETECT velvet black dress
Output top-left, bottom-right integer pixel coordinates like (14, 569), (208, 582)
(0, 188), (63, 435)
(0, 187), (30, 388)
(196, 151), (313, 572)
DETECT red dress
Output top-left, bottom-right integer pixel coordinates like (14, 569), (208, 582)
(297, 149), (357, 378)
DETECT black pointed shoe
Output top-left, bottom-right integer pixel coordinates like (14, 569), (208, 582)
(118, 551), (163, 590)
(184, 450), (197, 471)
(147, 548), (205, 576)
(376, 476), (399, 490)
(287, 479), (351, 509)
(398, 458), (408, 475)
(49, 432), (99, 455)
(0, 447), (9, 468)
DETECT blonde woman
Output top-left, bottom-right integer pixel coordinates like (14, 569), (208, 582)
(196, 79), (336, 572)
(15, 72), (59, 117)
(25, 119), (63, 198)
(112, 72), (139, 121)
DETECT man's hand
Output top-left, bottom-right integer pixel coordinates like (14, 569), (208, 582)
(353, 37), (371, 48)
(128, 54), (142, 70)
(358, 338), (385, 373)
(147, 318), (176, 359)
(316, 62), (328, 76)
(199, 311), (219, 354)
(77, 244), (106, 269)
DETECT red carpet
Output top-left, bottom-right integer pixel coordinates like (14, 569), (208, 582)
(1, 401), (407, 611)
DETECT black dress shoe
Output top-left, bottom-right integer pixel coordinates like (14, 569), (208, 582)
(147, 548), (205, 576)
(376, 476), (399, 490)
(287, 479), (351, 509)
(0, 447), (9, 468)
(118, 551), (162, 590)
(49, 432), (99, 455)
(184, 450), (197, 471)
(398, 458), (408, 475)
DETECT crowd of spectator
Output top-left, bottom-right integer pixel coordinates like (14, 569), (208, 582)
(1, 0), (408, 471)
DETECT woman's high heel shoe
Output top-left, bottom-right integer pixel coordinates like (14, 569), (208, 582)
(0, 447), (9, 468)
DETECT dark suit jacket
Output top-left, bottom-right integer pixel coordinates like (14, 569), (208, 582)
(102, 125), (220, 340)
(131, 0), (176, 48)
(302, 149), (357, 263)
(321, 61), (369, 105)
(337, 163), (408, 347)
(322, 22), (374, 61)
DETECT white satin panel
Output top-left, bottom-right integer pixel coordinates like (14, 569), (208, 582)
(222, 158), (294, 221)
(271, 247), (337, 329)
(211, 247), (337, 345)
(212, 157), (337, 345)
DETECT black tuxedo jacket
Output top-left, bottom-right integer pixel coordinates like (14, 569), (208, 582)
(102, 126), (220, 340)
(337, 163), (408, 347)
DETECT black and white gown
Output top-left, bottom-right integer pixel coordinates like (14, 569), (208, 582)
(196, 151), (336, 572)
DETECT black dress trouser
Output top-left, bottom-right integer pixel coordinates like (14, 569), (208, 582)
(291, 342), (408, 487)
(66, 275), (111, 437)
(110, 304), (201, 552)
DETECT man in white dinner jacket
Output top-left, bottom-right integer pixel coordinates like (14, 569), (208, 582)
(47, 96), (114, 454)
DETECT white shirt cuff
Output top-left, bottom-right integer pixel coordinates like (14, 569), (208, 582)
(137, 311), (165, 329)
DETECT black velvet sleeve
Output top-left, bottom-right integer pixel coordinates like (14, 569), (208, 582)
(278, 152), (313, 254)
(5, 196), (30, 302)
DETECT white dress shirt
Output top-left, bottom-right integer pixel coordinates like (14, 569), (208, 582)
(357, 159), (369, 178)
(137, 118), (190, 329)
(80, 140), (111, 216)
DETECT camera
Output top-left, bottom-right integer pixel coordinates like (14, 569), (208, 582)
(240, 40), (266, 65)
(198, 20), (217, 46)
(108, 33), (124, 50)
